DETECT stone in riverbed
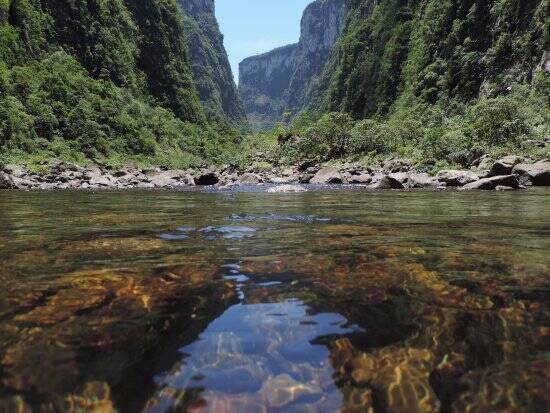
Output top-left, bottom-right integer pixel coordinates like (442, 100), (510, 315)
(369, 175), (404, 190)
(512, 160), (550, 186)
(348, 174), (372, 184)
(310, 167), (343, 184)
(461, 175), (519, 190)
(436, 170), (479, 187)
(388, 172), (438, 189)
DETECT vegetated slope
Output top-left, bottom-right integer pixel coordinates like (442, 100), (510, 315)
(177, 0), (246, 126)
(0, 0), (241, 168)
(310, 0), (549, 118)
(239, 0), (347, 131)
(262, 0), (549, 169)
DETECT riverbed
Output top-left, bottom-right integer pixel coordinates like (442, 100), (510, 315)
(0, 188), (548, 412)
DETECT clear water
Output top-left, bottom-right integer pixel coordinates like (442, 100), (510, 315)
(0, 188), (548, 412)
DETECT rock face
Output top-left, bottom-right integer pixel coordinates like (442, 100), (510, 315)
(239, 0), (347, 130)
(177, 0), (245, 125)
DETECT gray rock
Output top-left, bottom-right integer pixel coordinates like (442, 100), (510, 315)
(369, 175), (404, 190)
(387, 172), (438, 189)
(437, 170), (479, 187)
(148, 172), (176, 188)
(512, 160), (550, 186)
(0, 172), (15, 189)
(88, 175), (112, 187)
(299, 173), (314, 184)
(489, 155), (522, 177)
(407, 173), (440, 189)
(269, 176), (297, 184)
(2, 164), (28, 177)
(310, 167), (343, 184)
(238, 173), (262, 184)
(348, 174), (372, 184)
(472, 155), (494, 171)
(495, 185), (515, 191)
(461, 175), (519, 190)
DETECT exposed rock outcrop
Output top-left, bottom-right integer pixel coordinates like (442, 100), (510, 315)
(239, 0), (347, 130)
(178, 0), (246, 125)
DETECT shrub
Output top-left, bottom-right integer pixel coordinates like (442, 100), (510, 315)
(466, 96), (530, 147)
(349, 119), (390, 154)
(299, 112), (355, 160)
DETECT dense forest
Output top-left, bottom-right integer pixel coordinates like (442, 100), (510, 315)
(0, 0), (241, 168)
(1, 0), (549, 172)
(271, 0), (550, 170)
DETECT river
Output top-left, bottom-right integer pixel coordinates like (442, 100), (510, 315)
(0, 187), (548, 412)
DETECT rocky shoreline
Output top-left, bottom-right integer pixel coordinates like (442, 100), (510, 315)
(1, 156), (549, 191)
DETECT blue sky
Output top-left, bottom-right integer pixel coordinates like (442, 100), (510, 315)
(215, 0), (313, 82)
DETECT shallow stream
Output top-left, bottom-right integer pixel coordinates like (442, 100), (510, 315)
(0, 188), (548, 412)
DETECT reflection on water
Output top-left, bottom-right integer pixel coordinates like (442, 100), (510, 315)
(148, 294), (362, 412)
(0, 188), (549, 412)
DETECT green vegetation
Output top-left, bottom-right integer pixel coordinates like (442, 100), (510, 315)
(311, 0), (549, 119)
(0, 0), (247, 168)
(248, 74), (549, 171)
(1, 0), (548, 172)
(0, 51), (245, 169)
(179, 0), (246, 125)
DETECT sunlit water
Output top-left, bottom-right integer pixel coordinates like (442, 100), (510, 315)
(0, 188), (548, 412)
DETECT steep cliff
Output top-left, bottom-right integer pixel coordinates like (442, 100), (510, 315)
(177, 0), (246, 125)
(310, 0), (549, 118)
(239, 0), (347, 130)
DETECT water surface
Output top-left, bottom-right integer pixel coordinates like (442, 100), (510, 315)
(0, 188), (548, 412)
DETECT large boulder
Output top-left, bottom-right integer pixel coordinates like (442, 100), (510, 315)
(407, 173), (440, 189)
(310, 167), (343, 184)
(512, 160), (550, 186)
(489, 155), (522, 177)
(436, 170), (479, 187)
(461, 175), (519, 190)
(369, 175), (404, 190)
(0, 172), (15, 189)
(387, 172), (437, 188)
